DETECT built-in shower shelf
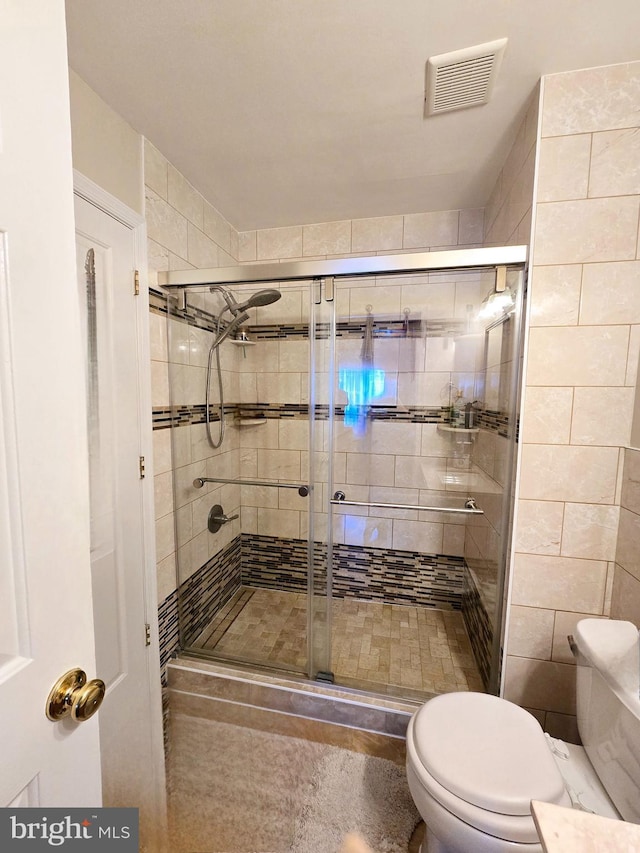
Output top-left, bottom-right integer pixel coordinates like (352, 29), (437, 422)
(236, 417), (267, 426)
(437, 425), (479, 435)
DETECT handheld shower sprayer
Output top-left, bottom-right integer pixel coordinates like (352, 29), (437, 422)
(205, 285), (282, 448)
(208, 285), (281, 347)
(210, 285), (282, 317)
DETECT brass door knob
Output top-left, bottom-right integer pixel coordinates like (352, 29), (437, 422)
(46, 668), (106, 722)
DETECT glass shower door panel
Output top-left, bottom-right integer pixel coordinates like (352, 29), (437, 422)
(169, 281), (312, 676)
(234, 279), (312, 675)
(329, 270), (494, 699)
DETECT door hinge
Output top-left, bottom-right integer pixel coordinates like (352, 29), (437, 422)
(134, 269), (140, 296)
(145, 623), (151, 647)
(139, 455), (146, 479)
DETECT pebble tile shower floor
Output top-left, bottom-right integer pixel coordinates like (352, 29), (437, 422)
(193, 586), (484, 698)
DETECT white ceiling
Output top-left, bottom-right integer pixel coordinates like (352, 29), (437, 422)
(65, 0), (640, 232)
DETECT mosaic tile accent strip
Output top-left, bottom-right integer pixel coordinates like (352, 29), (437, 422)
(158, 587), (179, 687)
(152, 402), (449, 430)
(240, 533), (465, 610)
(332, 543), (464, 608)
(233, 403), (447, 423)
(179, 538), (243, 646)
(150, 287), (221, 335)
(476, 409), (512, 439)
(157, 588), (179, 752)
(240, 533), (310, 586)
(157, 537), (243, 684)
(462, 564), (492, 690)
(245, 317), (464, 341)
(149, 286), (169, 314)
(152, 403), (232, 430)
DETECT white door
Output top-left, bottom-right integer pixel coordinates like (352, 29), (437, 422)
(0, 0), (101, 807)
(74, 190), (166, 851)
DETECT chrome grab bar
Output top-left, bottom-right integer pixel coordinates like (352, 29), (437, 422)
(329, 497), (483, 515)
(193, 476), (309, 497)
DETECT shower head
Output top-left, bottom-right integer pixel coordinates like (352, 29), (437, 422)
(241, 289), (282, 310)
(210, 285), (282, 317)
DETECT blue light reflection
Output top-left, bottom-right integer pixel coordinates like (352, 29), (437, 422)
(338, 366), (385, 435)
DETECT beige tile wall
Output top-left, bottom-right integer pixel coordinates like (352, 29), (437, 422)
(146, 139), (243, 603)
(153, 287), (247, 598)
(484, 86), (540, 247)
(502, 60), (640, 739)
(238, 209), (484, 262)
(145, 139), (240, 286)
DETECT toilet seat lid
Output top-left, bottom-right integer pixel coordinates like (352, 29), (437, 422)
(410, 692), (566, 816)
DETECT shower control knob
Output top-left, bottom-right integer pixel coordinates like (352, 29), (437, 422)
(208, 504), (239, 533)
(298, 485), (310, 497)
(333, 490), (346, 501)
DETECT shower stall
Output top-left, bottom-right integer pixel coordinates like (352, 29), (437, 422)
(159, 246), (526, 703)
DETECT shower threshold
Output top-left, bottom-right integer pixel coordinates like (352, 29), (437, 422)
(166, 652), (418, 760)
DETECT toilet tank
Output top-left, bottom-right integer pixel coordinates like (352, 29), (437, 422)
(574, 618), (640, 823)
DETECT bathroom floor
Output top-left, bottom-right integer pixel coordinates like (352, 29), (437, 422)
(192, 586), (484, 699)
(167, 711), (425, 853)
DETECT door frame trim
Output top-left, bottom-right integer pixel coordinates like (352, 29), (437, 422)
(73, 170), (168, 847)
(0, 231), (30, 666)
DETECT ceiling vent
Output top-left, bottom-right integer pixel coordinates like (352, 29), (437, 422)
(425, 38), (507, 117)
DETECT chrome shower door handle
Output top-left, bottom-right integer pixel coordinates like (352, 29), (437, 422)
(329, 493), (484, 515)
(193, 476), (310, 494)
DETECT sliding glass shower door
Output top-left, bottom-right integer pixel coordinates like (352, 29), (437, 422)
(318, 266), (524, 700)
(163, 247), (526, 698)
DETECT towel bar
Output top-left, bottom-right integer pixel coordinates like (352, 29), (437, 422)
(193, 476), (309, 497)
(329, 498), (483, 515)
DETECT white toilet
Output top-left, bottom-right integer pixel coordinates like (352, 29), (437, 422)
(406, 618), (640, 852)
